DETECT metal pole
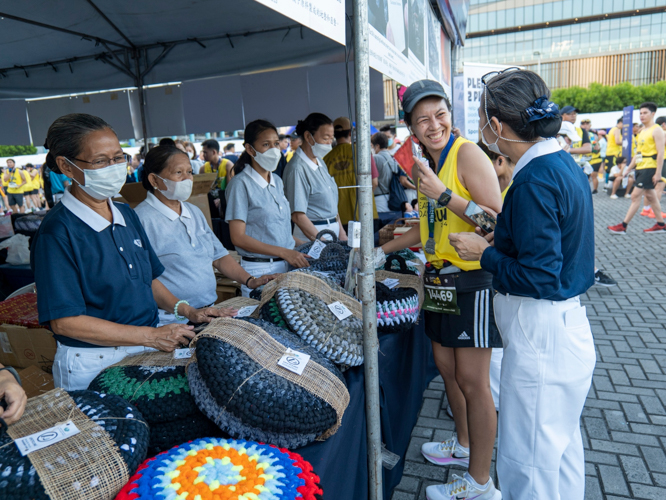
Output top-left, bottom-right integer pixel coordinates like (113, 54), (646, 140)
(393, 79), (400, 129)
(353, 0), (383, 498)
(133, 50), (149, 146)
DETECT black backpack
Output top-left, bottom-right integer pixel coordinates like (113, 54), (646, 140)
(387, 161), (408, 211)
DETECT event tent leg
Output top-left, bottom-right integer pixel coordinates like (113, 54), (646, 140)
(353, 0), (383, 498)
(133, 50), (149, 146)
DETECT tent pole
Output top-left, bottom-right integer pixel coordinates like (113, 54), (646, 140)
(133, 51), (149, 146)
(393, 80), (400, 130)
(353, 0), (383, 498)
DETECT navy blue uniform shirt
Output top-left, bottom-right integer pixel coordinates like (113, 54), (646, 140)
(481, 139), (595, 300)
(30, 189), (165, 348)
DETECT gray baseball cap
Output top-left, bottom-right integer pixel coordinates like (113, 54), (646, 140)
(401, 80), (448, 113)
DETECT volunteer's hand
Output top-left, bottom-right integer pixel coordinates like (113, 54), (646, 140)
(283, 250), (311, 268)
(146, 324), (195, 352)
(186, 306), (237, 324)
(475, 227), (495, 246)
(653, 173), (660, 186)
(249, 274), (278, 289)
(449, 232), (490, 261)
(0, 369), (27, 425)
(414, 156), (446, 200)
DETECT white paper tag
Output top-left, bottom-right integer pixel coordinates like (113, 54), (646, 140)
(277, 348), (311, 375)
(173, 348), (193, 359)
(235, 305), (258, 317)
(312, 270), (333, 277)
(0, 331), (12, 354)
(382, 278), (400, 290)
(307, 240), (327, 259)
(15, 420), (80, 456)
(328, 301), (353, 320)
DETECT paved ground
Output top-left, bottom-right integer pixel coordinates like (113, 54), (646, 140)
(392, 192), (666, 499)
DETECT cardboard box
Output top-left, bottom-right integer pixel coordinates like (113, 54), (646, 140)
(18, 365), (54, 398)
(116, 173), (217, 229)
(0, 324), (57, 373)
(216, 277), (241, 304)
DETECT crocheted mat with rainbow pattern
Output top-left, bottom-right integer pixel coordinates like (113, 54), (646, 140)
(115, 437), (323, 500)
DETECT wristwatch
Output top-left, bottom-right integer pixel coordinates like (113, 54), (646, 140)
(437, 188), (453, 208)
(0, 366), (21, 386)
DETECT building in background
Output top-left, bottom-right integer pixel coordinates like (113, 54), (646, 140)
(464, 0), (666, 89)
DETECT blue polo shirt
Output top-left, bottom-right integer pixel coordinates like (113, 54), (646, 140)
(30, 188), (164, 348)
(480, 138), (595, 301)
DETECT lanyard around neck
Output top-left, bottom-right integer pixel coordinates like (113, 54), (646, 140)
(428, 134), (456, 241)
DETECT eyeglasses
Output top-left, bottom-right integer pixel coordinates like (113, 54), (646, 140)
(481, 67), (521, 86)
(72, 153), (129, 169)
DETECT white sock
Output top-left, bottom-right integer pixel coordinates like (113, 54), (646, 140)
(464, 472), (491, 490)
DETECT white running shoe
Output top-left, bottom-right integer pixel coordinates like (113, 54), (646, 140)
(421, 435), (470, 467)
(610, 194), (618, 199)
(426, 473), (502, 500)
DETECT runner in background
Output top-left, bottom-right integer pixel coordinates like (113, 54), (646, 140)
(605, 117), (623, 183)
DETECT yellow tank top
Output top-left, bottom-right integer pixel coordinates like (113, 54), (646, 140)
(606, 127), (622, 157)
(418, 137), (490, 271)
(7, 169), (26, 194)
(637, 124), (659, 170)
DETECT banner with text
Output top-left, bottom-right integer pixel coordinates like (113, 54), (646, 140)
(369, 0), (452, 93)
(254, 0), (345, 45)
(621, 105), (634, 161)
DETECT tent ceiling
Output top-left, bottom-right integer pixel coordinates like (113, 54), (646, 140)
(0, 0), (349, 98)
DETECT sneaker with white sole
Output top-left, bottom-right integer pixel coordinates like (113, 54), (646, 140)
(421, 435), (470, 467)
(609, 194), (618, 199)
(426, 473), (502, 500)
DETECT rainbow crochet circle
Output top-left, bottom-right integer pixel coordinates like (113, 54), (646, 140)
(116, 438), (323, 500)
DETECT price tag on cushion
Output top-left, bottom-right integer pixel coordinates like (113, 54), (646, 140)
(277, 348), (311, 375)
(236, 305), (259, 317)
(173, 348), (193, 359)
(382, 278), (400, 289)
(307, 240), (327, 259)
(328, 301), (353, 321)
(15, 420), (80, 456)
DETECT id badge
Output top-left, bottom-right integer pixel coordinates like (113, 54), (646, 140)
(635, 152), (643, 164)
(423, 274), (460, 315)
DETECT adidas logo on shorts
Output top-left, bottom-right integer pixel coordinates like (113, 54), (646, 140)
(458, 331), (470, 340)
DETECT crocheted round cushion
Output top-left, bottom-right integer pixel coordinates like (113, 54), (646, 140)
(276, 287), (363, 367)
(188, 318), (344, 448)
(115, 438), (323, 500)
(0, 390), (149, 500)
(148, 413), (226, 455)
(260, 297), (289, 329)
(375, 282), (420, 334)
(88, 365), (198, 424)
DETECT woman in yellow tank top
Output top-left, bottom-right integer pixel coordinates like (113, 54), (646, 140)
(24, 164), (42, 212)
(380, 80), (503, 498)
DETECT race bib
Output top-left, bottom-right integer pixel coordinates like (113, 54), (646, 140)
(423, 274), (460, 315)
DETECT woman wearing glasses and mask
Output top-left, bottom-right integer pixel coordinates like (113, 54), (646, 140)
(283, 113), (348, 242)
(31, 114), (225, 391)
(380, 80), (503, 500)
(226, 120), (310, 297)
(449, 69), (595, 500)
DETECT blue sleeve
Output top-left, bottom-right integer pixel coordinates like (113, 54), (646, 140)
(480, 182), (563, 299)
(32, 232), (87, 324)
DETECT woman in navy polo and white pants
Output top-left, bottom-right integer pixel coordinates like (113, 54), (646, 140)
(450, 69), (596, 500)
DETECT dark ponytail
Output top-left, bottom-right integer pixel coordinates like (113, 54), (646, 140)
(43, 113), (116, 174)
(294, 113), (333, 142)
(233, 119), (279, 176)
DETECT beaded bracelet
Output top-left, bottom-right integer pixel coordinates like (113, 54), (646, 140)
(174, 300), (189, 321)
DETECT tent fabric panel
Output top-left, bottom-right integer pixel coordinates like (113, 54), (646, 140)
(129, 85), (186, 139)
(0, 100), (31, 145)
(181, 75), (245, 134)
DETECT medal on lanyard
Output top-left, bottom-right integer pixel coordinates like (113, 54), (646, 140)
(424, 135), (455, 255)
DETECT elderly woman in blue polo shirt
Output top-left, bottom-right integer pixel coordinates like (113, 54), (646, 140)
(135, 145), (276, 320)
(31, 114), (230, 391)
(449, 69), (595, 500)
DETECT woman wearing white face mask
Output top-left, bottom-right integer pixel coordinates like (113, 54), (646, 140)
(31, 114), (229, 391)
(283, 113), (348, 242)
(134, 145), (270, 323)
(226, 120), (310, 297)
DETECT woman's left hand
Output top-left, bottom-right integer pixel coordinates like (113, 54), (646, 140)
(448, 232), (490, 261)
(249, 274), (279, 289)
(186, 306), (237, 324)
(414, 156), (446, 200)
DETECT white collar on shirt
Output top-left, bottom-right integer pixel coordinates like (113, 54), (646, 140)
(61, 187), (126, 232)
(296, 147), (320, 171)
(244, 164), (276, 189)
(144, 191), (191, 221)
(512, 138), (562, 179)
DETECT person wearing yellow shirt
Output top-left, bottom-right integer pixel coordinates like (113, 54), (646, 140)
(3, 159), (29, 213)
(285, 135), (301, 163)
(24, 163), (42, 212)
(608, 102), (666, 234)
(605, 117), (623, 173)
(200, 139), (232, 190)
(653, 116), (666, 208)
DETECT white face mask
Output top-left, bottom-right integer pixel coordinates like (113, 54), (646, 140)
(66, 158), (127, 200)
(479, 120), (504, 157)
(251, 146), (281, 172)
(307, 134), (333, 158)
(157, 176), (193, 201)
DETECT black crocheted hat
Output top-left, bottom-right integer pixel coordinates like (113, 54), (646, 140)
(0, 390), (149, 500)
(260, 297), (289, 329)
(375, 282), (420, 334)
(188, 318), (346, 448)
(148, 414), (226, 455)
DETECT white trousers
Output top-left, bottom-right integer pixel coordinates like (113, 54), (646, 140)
(293, 221), (340, 243)
(494, 294), (595, 500)
(490, 348), (503, 411)
(53, 343), (155, 391)
(240, 259), (289, 297)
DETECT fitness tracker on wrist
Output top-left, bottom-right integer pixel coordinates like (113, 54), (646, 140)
(437, 188), (453, 208)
